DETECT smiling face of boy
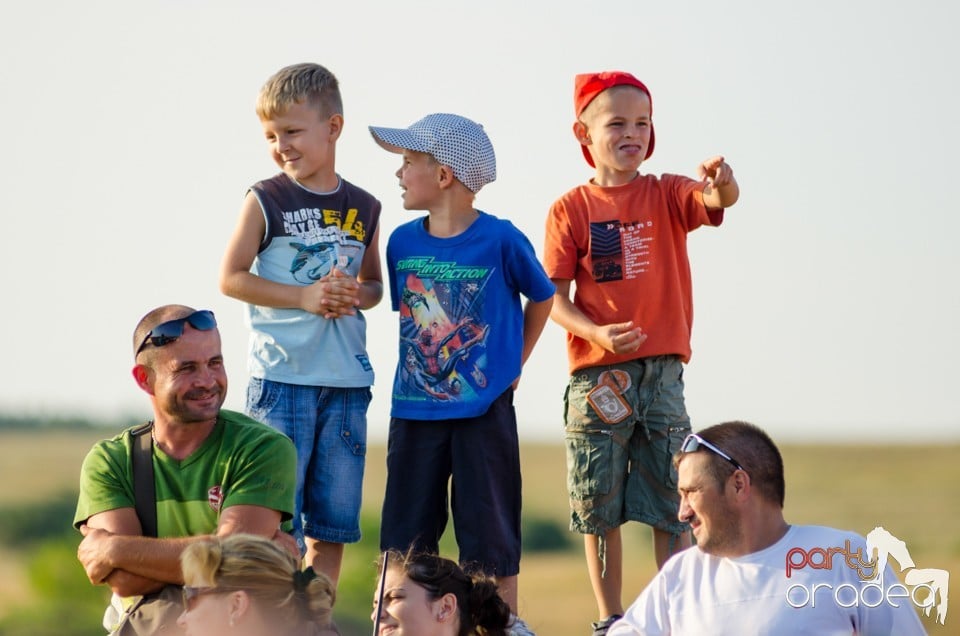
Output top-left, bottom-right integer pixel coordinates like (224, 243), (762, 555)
(261, 100), (342, 192)
(575, 85), (652, 186)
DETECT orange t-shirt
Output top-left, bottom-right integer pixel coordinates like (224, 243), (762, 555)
(544, 174), (723, 372)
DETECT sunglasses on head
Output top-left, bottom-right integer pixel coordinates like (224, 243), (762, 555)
(135, 310), (217, 356)
(181, 585), (220, 611)
(681, 433), (745, 472)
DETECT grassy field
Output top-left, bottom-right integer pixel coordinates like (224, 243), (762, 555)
(1, 429), (957, 635)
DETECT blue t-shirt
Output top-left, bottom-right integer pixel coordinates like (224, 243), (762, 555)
(386, 211), (555, 420)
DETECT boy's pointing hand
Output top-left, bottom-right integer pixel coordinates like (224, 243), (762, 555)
(697, 155), (734, 187)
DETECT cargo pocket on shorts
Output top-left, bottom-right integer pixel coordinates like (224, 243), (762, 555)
(565, 429), (613, 500)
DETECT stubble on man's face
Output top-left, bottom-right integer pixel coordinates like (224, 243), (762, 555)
(151, 328), (227, 426)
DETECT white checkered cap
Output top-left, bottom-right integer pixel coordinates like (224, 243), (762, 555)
(369, 113), (496, 193)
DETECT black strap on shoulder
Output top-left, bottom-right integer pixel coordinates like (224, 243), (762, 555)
(131, 421), (158, 538)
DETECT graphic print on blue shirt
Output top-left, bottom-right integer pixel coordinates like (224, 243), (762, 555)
(396, 260), (491, 403)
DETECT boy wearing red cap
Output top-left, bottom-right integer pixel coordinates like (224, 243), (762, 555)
(544, 71), (739, 635)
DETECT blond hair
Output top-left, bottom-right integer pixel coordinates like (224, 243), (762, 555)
(181, 534), (334, 629)
(256, 62), (342, 120)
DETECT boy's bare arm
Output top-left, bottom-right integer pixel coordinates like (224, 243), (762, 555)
(309, 224), (384, 318)
(550, 279), (647, 355)
(520, 296), (554, 366)
(698, 155), (740, 210)
(511, 296), (553, 389)
(353, 223), (384, 311)
(220, 192), (353, 315)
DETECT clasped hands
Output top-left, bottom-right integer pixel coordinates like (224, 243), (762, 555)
(301, 268), (361, 319)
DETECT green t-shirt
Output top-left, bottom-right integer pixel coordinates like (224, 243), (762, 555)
(74, 410), (295, 536)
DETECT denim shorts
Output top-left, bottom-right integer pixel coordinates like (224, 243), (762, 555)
(563, 356), (691, 536)
(380, 389), (521, 577)
(246, 377), (370, 548)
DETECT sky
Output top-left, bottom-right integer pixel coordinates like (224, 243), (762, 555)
(1, 0), (957, 443)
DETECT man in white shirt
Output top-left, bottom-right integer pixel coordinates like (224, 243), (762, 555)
(608, 421), (927, 636)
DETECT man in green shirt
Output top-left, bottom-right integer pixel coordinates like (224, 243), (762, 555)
(74, 304), (297, 632)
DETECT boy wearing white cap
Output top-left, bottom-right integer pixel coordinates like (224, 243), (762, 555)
(370, 113), (555, 631)
(544, 71), (740, 635)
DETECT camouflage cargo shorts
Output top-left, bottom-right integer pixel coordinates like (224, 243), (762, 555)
(563, 356), (691, 536)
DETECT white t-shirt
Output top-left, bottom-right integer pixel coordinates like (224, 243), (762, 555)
(608, 525), (927, 636)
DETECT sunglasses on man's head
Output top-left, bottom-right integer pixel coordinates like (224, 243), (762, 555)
(681, 433), (745, 472)
(135, 310), (217, 356)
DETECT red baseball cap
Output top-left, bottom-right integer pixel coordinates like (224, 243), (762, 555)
(574, 71), (655, 167)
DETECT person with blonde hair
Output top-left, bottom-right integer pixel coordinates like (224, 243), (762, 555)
(221, 61), (383, 589)
(178, 533), (335, 636)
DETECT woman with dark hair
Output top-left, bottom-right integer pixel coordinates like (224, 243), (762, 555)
(372, 549), (533, 636)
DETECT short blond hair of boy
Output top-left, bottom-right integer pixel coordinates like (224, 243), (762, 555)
(256, 62), (342, 120)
